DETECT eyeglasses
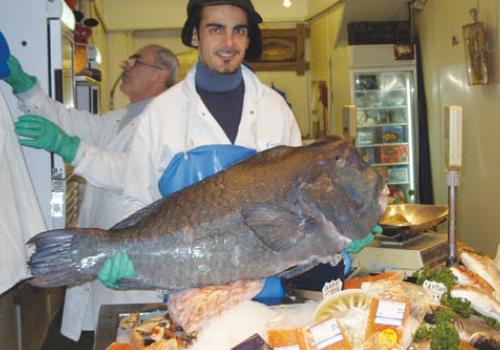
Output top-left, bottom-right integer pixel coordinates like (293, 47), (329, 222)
(124, 54), (166, 70)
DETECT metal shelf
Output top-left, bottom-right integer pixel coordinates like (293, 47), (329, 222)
(357, 105), (407, 110)
(358, 122), (407, 128)
(354, 88), (406, 93)
(357, 142), (408, 148)
(372, 162), (409, 167)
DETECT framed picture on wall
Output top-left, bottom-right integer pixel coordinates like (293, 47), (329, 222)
(247, 24), (309, 75)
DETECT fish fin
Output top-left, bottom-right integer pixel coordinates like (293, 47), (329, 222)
(243, 204), (306, 252)
(113, 277), (161, 290)
(110, 198), (165, 230)
(27, 228), (104, 287)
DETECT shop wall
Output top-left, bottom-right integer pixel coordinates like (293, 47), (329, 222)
(308, 2), (349, 136)
(415, 0), (500, 256)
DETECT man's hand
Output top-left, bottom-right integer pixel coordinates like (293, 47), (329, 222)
(0, 31), (36, 93)
(98, 251), (137, 288)
(0, 32), (11, 79)
(344, 225), (383, 254)
(14, 114), (80, 163)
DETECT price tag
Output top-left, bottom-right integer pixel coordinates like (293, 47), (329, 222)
(322, 279), (343, 299)
(309, 318), (344, 349)
(423, 280), (448, 303)
(375, 300), (407, 327)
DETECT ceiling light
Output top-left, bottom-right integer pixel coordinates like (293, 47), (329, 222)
(283, 0), (292, 8)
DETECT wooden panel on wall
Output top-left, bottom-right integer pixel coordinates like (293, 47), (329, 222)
(248, 24), (310, 75)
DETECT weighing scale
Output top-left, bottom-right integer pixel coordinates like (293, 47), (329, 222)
(351, 232), (449, 277)
(351, 203), (450, 276)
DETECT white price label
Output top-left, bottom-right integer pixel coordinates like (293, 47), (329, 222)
(310, 318), (344, 349)
(375, 300), (407, 327)
(322, 279), (343, 299)
(423, 280), (448, 303)
(274, 346), (300, 350)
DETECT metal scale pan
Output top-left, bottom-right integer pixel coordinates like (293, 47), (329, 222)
(378, 204), (449, 245)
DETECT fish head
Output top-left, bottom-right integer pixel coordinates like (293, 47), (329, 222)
(301, 135), (389, 240)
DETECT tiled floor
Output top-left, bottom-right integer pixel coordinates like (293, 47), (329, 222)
(41, 310), (94, 350)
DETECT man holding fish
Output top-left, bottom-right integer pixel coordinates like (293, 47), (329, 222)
(4, 0), (382, 341)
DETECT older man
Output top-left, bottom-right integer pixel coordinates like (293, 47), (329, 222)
(0, 33), (180, 341)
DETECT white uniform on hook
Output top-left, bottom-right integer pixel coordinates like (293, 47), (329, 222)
(122, 63), (302, 213)
(0, 89), (46, 295)
(15, 85), (162, 341)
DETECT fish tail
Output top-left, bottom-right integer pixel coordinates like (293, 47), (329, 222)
(27, 228), (107, 288)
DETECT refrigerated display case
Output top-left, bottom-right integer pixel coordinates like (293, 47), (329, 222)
(349, 45), (418, 203)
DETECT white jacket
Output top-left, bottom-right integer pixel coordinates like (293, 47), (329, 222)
(17, 85), (162, 340)
(122, 64), (302, 213)
(18, 84), (145, 228)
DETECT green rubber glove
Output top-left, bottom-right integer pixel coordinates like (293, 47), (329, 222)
(344, 224), (383, 254)
(14, 114), (80, 163)
(4, 56), (36, 94)
(98, 251), (137, 288)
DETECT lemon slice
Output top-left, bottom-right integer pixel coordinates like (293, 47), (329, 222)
(312, 289), (371, 349)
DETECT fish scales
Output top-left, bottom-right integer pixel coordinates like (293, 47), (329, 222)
(27, 135), (388, 291)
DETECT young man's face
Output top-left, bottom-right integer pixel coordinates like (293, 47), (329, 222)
(191, 4), (250, 74)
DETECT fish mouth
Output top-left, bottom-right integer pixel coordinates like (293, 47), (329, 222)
(339, 183), (390, 241)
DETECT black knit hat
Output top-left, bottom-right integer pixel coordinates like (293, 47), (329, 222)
(181, 0), (263, 60)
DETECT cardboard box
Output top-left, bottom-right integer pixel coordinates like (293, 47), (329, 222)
(357, 129), (376, 145)
(387, 166), (409, 183)
(382, 125), (405, 143)
(361, 147), (376, 165)
(380, 145), (408, 163)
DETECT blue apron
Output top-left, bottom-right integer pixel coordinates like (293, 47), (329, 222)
(158, 144), (285, 305)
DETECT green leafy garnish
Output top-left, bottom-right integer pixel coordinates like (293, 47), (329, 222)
(413, 324), (432, 342)
(441, 295), (472, 318)
(413, 266), (457, 291)
(413, 310), (460, 350)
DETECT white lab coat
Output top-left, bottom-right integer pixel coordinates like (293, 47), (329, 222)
(16, 85), (162, 340)
(122, 63), (302, 213)
(0, 89), (46, 295)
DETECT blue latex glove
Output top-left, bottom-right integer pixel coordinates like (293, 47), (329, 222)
(0, 31), (11, 79)
(98, 251), (137, 288)
(14, 114), (80, 163)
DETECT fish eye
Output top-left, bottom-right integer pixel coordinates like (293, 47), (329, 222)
(336, 155), (346, 168)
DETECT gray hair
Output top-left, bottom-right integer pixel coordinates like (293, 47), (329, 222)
(154, 47), (180, 88)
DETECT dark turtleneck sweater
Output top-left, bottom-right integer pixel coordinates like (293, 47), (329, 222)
(195, 60), (245, 144)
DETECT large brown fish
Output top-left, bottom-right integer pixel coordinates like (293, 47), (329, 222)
(27, 135), (388, 290)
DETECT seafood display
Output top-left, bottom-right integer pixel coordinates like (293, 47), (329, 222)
(26, 135), (387, 290)
(103, 250), (500, 350)
(460, 251), (500, 298)
(450, 286), (500, 322)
